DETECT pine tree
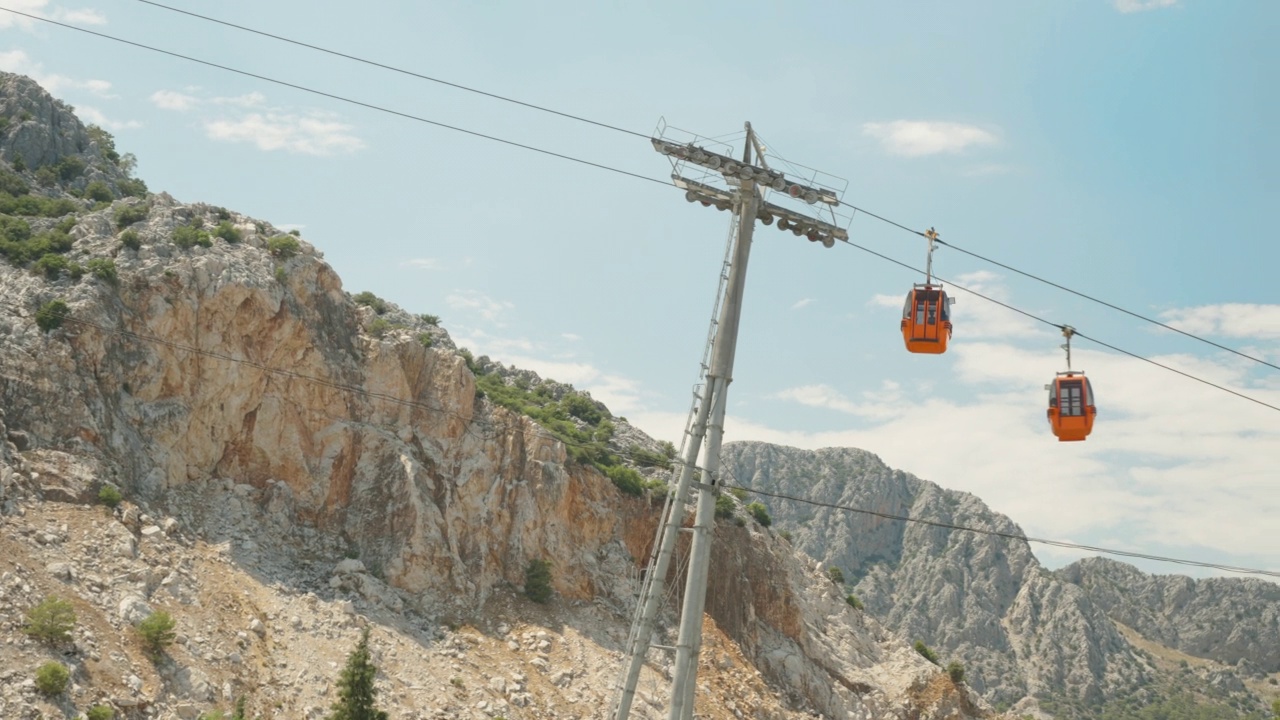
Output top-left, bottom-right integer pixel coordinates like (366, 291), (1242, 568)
(327, 627), (387, 720)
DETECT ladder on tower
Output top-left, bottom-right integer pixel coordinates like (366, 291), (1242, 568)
(612, 210), (741, 707)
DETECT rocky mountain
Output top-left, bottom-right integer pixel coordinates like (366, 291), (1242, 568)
(0, 72), (991, 719)
(721, 442), (1279, 718)
(1059, 557), (1280, 674)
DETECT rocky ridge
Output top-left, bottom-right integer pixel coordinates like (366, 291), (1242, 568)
(0, 72), (991, 719)
(721, 441), (1279, 718)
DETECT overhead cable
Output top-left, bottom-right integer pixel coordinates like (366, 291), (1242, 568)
(2, 300), (1274, 580)
(0, 8), (667, 188)
(132, 0), (650, 140)
(726, 483), (1280, 580)
(837, 238), (1280, 414)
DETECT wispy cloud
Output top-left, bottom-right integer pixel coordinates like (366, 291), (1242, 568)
(562, 333), (581, 342)
(150, 87), (364, 156)
(0, 49), (115, 98)
(863, 120), (998, 157)
(149, 90), (198, 111)
(74, 105), (141, 131)
(0, 0), (106, 30)
(399, 258), (441, 271)
(712, 274), (1280, 576)
(446, 291), (514, 325)
(204, 112), (364, 156)
(1159, 304), (1280, 341)
(1113, 0), (1177, 13)
(791, 298), (815, 310)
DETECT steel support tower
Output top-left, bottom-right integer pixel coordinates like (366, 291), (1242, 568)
(613, 122), (848, 720)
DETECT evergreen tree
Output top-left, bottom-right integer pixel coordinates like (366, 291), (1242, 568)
(327, 627), (387, 720)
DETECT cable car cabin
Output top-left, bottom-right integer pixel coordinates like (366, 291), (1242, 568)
(1047, 373), (1096, 442)
(901, 285), (951, 354)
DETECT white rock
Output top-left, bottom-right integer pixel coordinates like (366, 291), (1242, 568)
(335, 558), (365, 574)
(118, 595), (152, 624)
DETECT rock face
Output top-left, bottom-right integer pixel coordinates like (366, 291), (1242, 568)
(720, 443), (1146, 708)
(0, 73), (990, 719)
(721, 442), (1278, 717)
(1059, 557), (1280, 673)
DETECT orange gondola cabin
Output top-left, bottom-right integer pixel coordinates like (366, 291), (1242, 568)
(901, 284), (952, 354)
(1047, 372), (1096, 442)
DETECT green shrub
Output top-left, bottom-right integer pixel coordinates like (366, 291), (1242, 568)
(55, 156), (86, 181)
(87, 258), (118, 285)
(779, 530), (793, 542)
(274, 266), (287, 284)
(417, 332), (432, 348)
(35, 299), (69, 332)
(628, 444), (672, 470)
(745, 501), (772, 527)
(12, 155), (25, 171)
(828, 566), (845, 585)
(87, 124), (120, 164)
(288, 228), (300, 236)
(715, 493), (735, 519)
(267, 234), (300, 258)
(172, 224), (212, 249)
(524, 559), (553, 603)
(34, 166), (57, 187)
(117, 177), (147, 197)
(55, 215), (77, 234)
(119, 229), (141, 250)
(35, 661), (69, 695)
(114, 203), (148, 229)
(946, 660), (965, 683)
(197, 712), (228, 720)
(84, 180), (113, 202)
(418, 313), (440, 326)
(98, 484), (122, 508)
(137, 610), (176, 657)
(914, 640), (940, 665)
(845, 594), (863, 610)
(368, 318), (395, 338)
(0, 192), (77, 217)
(606, 465), (646, 496)
(213, 220), (241, 243)
(0, 169), (28, 195)
(561, 393), (605, 424)
(25, 596), (76, 643)
(353, 291), (389, 315)
(87, 705), (115, 720)
(33, 252), (72, 279)
(0, 214), (31, 243)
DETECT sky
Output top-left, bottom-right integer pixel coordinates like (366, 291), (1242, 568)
(2, 0), (1278, 580)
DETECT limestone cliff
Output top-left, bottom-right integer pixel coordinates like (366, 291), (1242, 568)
(0, 72), (990, 719)
(721, 442), (1278, 718)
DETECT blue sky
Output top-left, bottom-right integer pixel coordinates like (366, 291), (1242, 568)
(3, 0), (1278, 579)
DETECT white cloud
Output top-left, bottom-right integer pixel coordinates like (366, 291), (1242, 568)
(74, 105), (140, 131)
(716, 279), (1280, 576)
(1113, 0), (1177, 13)
(863, 120), (998, 157)
(204, 112), (364, 156)
(50, 6), (105, 24)
(562, 333), (581, 342)
(0, 49), (113, 97)
(211, 92), (266, 108)
(150, 90), (198, 111)
(446, 291), (514, 325)
(791, 298), (815, 310)
(0, 0), (105, 30)
(399, 258), (441, 271)
(150, 87), (363, 155)
(1159, 304), (1280, 341)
